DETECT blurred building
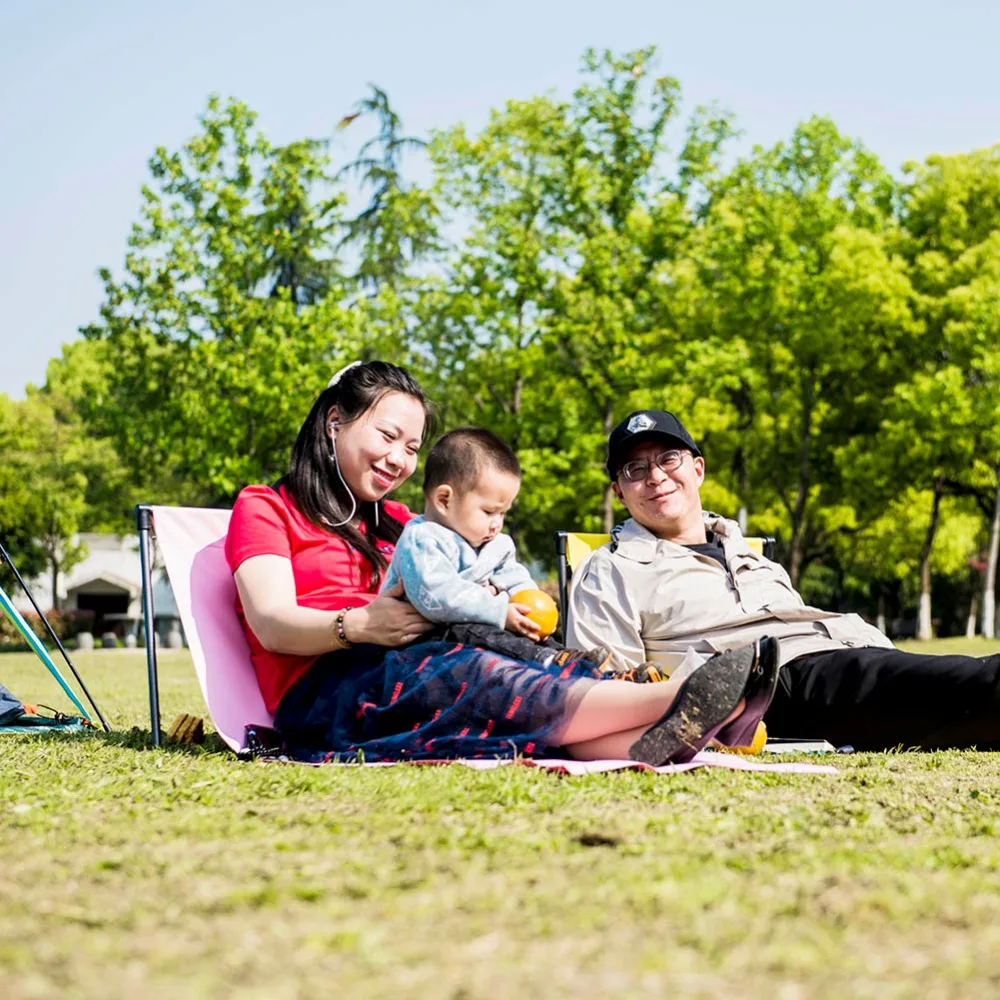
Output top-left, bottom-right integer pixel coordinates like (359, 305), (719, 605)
(13, 533), (183, 645)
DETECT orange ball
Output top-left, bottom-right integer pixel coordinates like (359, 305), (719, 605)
(510, 588), (559, 638)
(728, 721), (768, 755)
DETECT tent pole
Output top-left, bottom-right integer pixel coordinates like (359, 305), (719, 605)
(0, 539), (110, 730)
(137, 505), (162, 747)
(0, 582), (93, 722)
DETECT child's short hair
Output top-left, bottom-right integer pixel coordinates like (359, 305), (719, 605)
(423, 427), (521, 493)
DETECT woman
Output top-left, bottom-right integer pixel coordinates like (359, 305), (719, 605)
(225, 361), (772, 763)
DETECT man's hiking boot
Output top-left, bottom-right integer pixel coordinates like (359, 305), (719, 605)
(552, 646), (615, 673)
(713, 637), (780, 748)
(603, 661), (667, 683)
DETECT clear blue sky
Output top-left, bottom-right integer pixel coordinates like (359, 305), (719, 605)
(2, 0), (998, 398)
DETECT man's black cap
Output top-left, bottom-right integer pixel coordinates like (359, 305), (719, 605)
(606, 410), (702, 480)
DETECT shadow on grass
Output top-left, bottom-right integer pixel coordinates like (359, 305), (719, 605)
(4, 725), (233, 757)
(106, 726), (232, 756)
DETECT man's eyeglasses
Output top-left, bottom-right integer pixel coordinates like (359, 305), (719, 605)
(619, 449), (688, 483)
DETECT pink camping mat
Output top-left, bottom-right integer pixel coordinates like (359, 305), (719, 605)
(299, 752), (837, 775)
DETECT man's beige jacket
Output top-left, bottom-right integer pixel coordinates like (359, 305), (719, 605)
(566, 513), (894, 677)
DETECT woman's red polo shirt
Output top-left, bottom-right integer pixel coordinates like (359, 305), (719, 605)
(224, 484), (413, 714)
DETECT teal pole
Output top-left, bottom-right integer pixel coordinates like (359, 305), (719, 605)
(0, 583), (93, 723)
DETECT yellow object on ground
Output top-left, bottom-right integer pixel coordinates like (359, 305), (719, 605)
(725, 721), (768, 755)
(510, 588), (559, 638)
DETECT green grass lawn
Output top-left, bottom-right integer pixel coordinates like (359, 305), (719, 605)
(4, 641), (1000, 999)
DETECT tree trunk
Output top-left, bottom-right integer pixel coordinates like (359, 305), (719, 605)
(511, 298), (526, 446)
(507, 373), (526, 550)
(602, 403), (615, 533)
(788, 373), (815, 589)
(50, 556), (60, 612)
(982, 466), (1000, 640)
(966, 593), (979, 640)
(917, 480), (944, 642)
(917, 567), (933, 641)
(876, 591), (887, 635)
(789, 514), (811, 590)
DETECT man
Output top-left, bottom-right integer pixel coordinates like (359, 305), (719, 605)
(567, 409), (1000, 750)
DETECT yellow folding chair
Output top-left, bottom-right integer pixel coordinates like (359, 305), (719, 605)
(554, 530), (776, 629)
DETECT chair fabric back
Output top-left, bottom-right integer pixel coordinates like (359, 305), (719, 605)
(565, 532), (613, 571)
(151, 506), (272, 750)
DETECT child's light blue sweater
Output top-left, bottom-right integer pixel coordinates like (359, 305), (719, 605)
(380, 516), (535, 628)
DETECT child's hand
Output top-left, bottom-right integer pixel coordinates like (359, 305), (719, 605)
(506, 602), (541, 641)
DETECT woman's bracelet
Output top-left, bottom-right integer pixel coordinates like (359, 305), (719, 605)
(333, 607), (355, 649)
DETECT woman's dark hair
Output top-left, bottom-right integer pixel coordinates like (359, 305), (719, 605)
(282, 361), (435, 586)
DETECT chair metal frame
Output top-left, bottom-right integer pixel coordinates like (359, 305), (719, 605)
(136, 505), (163, 746)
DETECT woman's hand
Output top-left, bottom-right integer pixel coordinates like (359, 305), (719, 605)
(344, 580), (434, 647)
(505, 602), (541, 641)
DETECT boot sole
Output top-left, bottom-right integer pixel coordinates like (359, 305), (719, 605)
(628, 646), (756, 766)
(715, 637), (781, 748)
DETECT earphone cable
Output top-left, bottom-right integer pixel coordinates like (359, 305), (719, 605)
(324, 423), (358, 529)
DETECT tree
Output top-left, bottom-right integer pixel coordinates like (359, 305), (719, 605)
(82, 97), (363, 503)
(833, 485), (981, 637)
(542, 48), (736, 530)
(424, 94), (570, 485)
(424, 47), (737, 554)
(900, 147), (1000, 635)
(16, 397), (89, 608)
(842, 367), (978, 638)
(55, 61), (1000, 636)
(39, 340), (134, 533)
(338, 85), (439, 294)
(0, 377), (125, 607)
(0, 394), (47, 589)
(691, 118), (917, 586)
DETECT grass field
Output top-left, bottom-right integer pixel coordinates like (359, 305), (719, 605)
(4, 640), (1000, 999)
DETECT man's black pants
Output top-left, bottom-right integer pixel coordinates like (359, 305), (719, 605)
(764, 646), (1000, 751)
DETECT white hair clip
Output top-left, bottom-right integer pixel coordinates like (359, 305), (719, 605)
(327, 360), (362, 389)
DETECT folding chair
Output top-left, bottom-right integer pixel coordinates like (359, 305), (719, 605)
(137, 505), (273, 749)
(554, 531), (776, 626)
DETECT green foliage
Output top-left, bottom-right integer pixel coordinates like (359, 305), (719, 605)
(23, 56), (1000, 631)
(0, 394), (47, 583)
(82, 97), (361, 503)
(0, 372), (126, 604)
(0, 608), (96, 649)
(687, 117), (916, 583)
(423, 48), (739, 549)
(338, 84), (439, 293)
(894, 147), (1000, 631)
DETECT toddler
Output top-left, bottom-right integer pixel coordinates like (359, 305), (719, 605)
(381, 427), (610, 670)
